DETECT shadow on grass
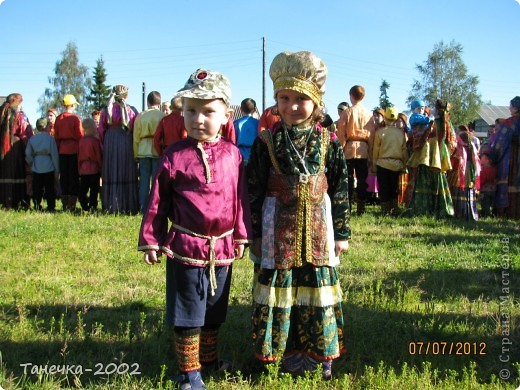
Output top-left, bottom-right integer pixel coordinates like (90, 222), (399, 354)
(1, 286), (518, 387)
(382, 268), (519, 301)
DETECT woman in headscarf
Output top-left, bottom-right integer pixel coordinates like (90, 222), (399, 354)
(0, 93), (31, 209)
(487, 96), (520, 219)
(98, 85), (139, 214)
(448, 128), (481, 221)
(407, 99), (455, 218)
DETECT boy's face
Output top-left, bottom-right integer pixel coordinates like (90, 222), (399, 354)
(183, 98), (230, 142)
(276, 89), (314, 126)
(413, 106), (425, 115)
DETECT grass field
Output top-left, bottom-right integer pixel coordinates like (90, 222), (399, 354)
(0, 207), (518, 389)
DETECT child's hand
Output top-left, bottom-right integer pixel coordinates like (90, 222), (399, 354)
(143, 250), (161, 265)
(234, 244), (245, 259)
(335, 240), (349, 256)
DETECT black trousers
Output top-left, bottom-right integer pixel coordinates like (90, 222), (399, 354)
(376, 166), (400, 202)
(59, 154), (79, 196)
(346, 158), (368, 201)
(32, 171), (56, 211)
(79, 173), (101, 211)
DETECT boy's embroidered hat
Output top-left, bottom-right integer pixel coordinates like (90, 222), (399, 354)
(35, 117), (48, 130)
(175, 69), (231, 107)
(270, 51), (327, 107)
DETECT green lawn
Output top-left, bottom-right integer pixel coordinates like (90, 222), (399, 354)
(0, 208), (518, 389)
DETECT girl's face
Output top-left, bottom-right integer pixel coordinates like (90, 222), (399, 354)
(373, 113), (384, 125)
(47, 112), (56, 124)
(183, 98), (230, 142)
(395, 118), (405, 129)
(276, 89), (315, 126)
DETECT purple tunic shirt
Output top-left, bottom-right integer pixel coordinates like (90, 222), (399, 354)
(138, 136), (252, 266)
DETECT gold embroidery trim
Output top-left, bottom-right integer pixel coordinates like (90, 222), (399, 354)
(196, 142), (212, 183)
(260, 129), (282, 174)
(265, 128), (329, 268)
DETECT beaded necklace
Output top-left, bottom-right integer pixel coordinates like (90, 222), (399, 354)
(283, 124), (314, 183)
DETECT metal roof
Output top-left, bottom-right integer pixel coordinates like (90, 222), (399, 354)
(478, 105), (510, 125)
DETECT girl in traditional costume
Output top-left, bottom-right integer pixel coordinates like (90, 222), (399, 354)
(448, 128), (481, 221)
(247, 51), (350, 379)
(407, 99), (455, 217)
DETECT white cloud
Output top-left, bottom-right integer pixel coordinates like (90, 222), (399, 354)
(0, 0), (5, 5)
(516, 0), (520, 5)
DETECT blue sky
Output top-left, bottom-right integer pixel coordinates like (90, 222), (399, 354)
(1, 0), (519, 123)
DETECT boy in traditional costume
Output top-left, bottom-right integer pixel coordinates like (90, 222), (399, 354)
(138, 69), (252, 390)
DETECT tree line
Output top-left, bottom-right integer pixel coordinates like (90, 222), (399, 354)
(38, 40), (482, 126)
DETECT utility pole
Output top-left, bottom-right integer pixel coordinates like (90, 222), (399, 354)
(262, 37), (266, 112)
(142, 82), (146, 111)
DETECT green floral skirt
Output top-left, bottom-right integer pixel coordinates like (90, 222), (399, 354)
(409, 165), (454, 218)
(251, 263), (345, 362)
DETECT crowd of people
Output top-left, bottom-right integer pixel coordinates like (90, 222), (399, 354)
(1, 88), (517, 220)
(1, 51), (519, 389)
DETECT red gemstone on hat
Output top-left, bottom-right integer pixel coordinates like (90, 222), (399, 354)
(197, 71), (207, 80)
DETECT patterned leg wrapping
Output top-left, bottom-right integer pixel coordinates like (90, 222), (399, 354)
(199, 326), (219, 366)
(174, 328), (201, 373)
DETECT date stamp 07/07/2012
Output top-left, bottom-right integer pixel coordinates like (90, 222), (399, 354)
(408, 341), (487, 356)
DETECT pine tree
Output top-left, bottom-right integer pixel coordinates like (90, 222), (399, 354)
(379, 80), (392, 110)
(408, 40), (482, 126)
(38, 42), (92, 118)
(86, 56), (111, 112)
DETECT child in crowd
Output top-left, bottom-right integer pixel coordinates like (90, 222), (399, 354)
(478, 151), (497, 218)
(25, 118), (59, 211)
(233, 98), (259, 165)
(409, 100), (431, 129)
(138, 69), (252, 390)
(372, 107), (408, 216)
(54, 94), (83, 211)
(153, 97), (186, 156)
(247, 51), (350, 379)
(337, 85), (374, 215)
(78, 118), (102, 212)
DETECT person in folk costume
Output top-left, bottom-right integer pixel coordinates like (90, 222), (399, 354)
(98, 85), (139, 214)
(372, 107), (408, 216)
(486, 96), (520, 219)
(448, 126), (481, 221)
(54, 94), (83, 211)
(138, 69), (252, 390)
(366, 107), (385, 206)
(337, 85), (374, 215)
(153, 97), (187, 156)
(396, 112), (411, 205)
(247, 51), (350, 379)
(407, 98), (456, 217)
(0, 93), (31, 209)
